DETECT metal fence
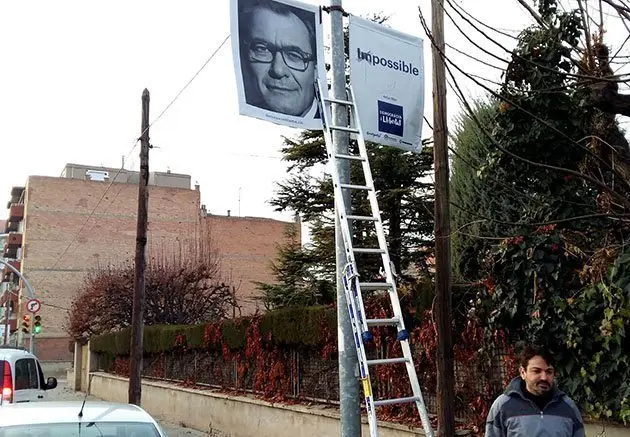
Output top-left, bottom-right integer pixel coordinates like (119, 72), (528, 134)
(97, 341), (513, 422)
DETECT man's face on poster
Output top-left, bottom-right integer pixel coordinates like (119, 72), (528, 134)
(246, 7), (316, 116)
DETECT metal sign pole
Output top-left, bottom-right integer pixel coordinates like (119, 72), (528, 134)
(0, 260), (37, 351)
(330, 1), (361, 436)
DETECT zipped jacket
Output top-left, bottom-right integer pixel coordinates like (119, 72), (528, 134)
(485, 377), (584, 437)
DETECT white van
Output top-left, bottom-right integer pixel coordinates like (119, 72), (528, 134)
(0, 346), (57, 404)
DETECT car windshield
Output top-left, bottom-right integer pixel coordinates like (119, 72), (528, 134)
(0, 422), (160, 437)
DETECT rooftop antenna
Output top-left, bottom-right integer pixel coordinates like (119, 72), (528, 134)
(121, 155), (125, 169)
(238, 187), (242, 217)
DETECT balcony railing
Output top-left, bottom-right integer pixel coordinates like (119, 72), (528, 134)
(8, 204), (24, 222)
(6, 233), (22, 248)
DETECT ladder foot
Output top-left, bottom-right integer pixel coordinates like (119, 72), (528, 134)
(397, 329), (409, 341)
(362, 331), (374, 343)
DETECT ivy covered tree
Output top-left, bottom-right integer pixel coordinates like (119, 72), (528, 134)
(450, 0), (630, 422)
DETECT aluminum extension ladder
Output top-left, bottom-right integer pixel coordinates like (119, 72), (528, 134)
(315, 80), (434, 437)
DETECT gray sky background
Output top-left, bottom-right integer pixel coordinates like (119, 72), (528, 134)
(2, 1), (623, 223)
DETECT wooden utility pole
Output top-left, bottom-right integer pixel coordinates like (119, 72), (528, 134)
(129, 88), (150, 405)
(431, 0), (455, 436)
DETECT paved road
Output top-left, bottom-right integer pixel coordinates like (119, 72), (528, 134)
(48, 379), (214, 437)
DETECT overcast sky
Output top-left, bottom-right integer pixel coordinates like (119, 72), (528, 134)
(2, 1), (615, 223)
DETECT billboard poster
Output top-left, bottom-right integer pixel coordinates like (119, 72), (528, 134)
(230, 0), (327, 130)
(349, 16), (425, 153)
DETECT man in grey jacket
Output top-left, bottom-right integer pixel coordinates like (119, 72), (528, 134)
(485, 345), (584, 437)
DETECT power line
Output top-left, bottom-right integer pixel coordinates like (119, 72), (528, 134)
(42, 302), (70, 312)
(49, 34), (231, 271)
(421, 6), (629, 184)
(417, 7), (630, 212)
(146, 33), (230, 134)
(446, 0), (630, 84)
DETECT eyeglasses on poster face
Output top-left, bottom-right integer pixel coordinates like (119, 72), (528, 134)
(247, 40), (313, 72)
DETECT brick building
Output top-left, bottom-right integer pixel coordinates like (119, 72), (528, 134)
(203, 213), (299, 315)
(1, 163), (298, 362)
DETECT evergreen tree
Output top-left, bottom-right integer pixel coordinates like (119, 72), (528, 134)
(258, 16), (434, 306)
(255, 224), (334, 309)
(269, 130), (435, 288)
(449, 98), (496, 278)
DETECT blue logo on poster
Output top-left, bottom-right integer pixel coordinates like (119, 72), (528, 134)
(378, 101), (403, 136)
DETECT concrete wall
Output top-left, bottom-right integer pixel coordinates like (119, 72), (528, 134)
(80, 371), (630, 437)
(87, 372), (444, 437)
(39, 360), (72, 379)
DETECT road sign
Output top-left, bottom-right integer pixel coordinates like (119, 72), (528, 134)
(26, 299), (41, 314)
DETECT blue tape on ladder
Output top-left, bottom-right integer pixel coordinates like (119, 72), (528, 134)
(356, 308), (363, 323)
(362, 331), (373, 343)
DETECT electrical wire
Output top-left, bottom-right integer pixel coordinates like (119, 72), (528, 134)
(445, 0), (630, 84)
(49, 34), (231, 272)
(419, 5), (630, 187)
(418, 6), (630, 213)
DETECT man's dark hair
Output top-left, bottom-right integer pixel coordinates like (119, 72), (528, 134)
(520, 345), (555, 369)
(238, 0), (317, 56)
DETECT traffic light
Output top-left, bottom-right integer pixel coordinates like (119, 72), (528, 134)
(33, 315), (42, 334)
(21, 315), (30, 334)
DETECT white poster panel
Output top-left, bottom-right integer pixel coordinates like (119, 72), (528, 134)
(230, 0), (327, 130)
(349, 16), (425, 153)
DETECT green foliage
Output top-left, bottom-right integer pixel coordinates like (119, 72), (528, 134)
(475, 233), (630, 422)
(269, 129), (435, 286)
(255, 224), (334, 310)
(560, 251), (630, 422)
(90, 306), (338, 356)
(90, 324), (206, 356)
(259, 305), (336, 346)
(221, 318), (249, 350)
(450, 98), (497, 278)
(90, 327), (131, 356)
(451, 0), (630, 423)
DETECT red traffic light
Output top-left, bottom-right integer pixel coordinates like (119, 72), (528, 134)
(21, 315), (30, 334)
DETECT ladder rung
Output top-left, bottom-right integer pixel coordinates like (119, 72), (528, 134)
(334, 153), (365, 161)
(367, 317), (399, 327)
(324, 97), (354, 106)
(346, 215), (378, 221)
(367, 357), (409, 366)
(374, 396), (421, 407)
(339, 183), (372, 191)
(353, 248), (386, 254)
(330, 125), (360, 134)
(359, 282), (393, 290)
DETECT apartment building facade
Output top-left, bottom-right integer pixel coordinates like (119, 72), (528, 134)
(1, 163), (297, 362)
